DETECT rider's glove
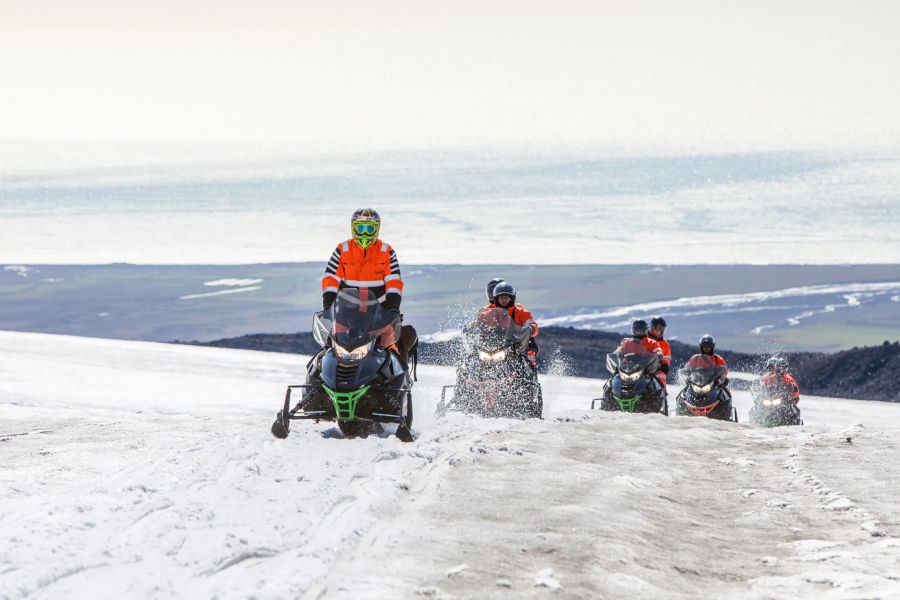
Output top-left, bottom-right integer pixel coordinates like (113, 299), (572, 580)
(382, 294), (401, 311)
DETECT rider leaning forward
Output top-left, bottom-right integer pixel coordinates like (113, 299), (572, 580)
(691, 334), (731, 400)
(616, 319), (669, 389)
(485, 279), (540, 371)
(762, 356), (800, 404)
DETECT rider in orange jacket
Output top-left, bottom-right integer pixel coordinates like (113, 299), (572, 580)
(321, 208), (415, 363)
(696, 334), (730, 398)
(649, 316), (672, 386)
(761, 356), (800, 403)
(321, 208), (403, 311)
(486, 281), (539, 370)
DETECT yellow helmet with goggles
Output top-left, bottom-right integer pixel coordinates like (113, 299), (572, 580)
(351, 208), (380, 249)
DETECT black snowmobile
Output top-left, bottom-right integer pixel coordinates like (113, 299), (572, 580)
(591, 344), (667, 415)
(436, 307), (542, 419)
(749, 377), (803, 427)
(675, 355), (737, 422)
(270, 288), (415, 442)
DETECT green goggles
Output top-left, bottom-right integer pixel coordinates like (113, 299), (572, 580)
(353, 222), (378, 235)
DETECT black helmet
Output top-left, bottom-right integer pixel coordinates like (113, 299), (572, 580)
(699, 335), (716, 355)
(650, 316), (667, 329)
(486, 278), (505, 303)
(491, 281), (516, 305)
(632, 319), (649, 338)
(766, 356), (788, 374)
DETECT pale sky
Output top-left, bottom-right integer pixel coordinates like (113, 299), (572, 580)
(2, 0), (899, 152)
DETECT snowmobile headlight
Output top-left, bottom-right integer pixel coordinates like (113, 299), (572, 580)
(691, 382), (712, 393)
(771, 398), (782, 406)
(479, 349), (507, 362)
(334, 341), (372, 361)
(620, 370), (642, 382)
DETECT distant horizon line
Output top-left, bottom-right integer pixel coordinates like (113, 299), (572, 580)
(4, 262), (899, 268)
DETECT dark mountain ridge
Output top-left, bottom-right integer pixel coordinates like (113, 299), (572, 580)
(176, 327), (900, 402)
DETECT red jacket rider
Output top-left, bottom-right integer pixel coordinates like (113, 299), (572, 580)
(696, 334), (728, 387)
(761, 357), (800, 403)
(616, 320), (665, 383)
(486, 281), (539, 367)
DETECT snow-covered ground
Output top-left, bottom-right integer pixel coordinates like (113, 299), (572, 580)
(2, 331), (900, 599)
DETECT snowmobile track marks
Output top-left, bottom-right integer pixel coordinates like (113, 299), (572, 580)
(202, 548), (281, 576)
(783, 427), (886, 537)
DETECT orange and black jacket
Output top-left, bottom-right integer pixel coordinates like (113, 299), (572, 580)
(484, 303), (539, 337)
(761, 372), (800, 402)
(322, 239), (403, 309)
(649, 334), (672, 383)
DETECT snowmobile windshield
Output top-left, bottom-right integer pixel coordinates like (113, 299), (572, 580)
(466, 308), (525, 353)
(607, 338), (659, 375)
(683, 354), (721, 386)
(312, 310), (333, 347)
(330, 288), (399, 350)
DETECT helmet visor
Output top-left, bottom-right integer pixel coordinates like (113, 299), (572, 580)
(354, 223), (377, 235)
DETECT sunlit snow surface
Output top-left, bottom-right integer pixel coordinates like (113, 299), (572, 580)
(2, 332), (900, 598)
(2, 149), (899, 264)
